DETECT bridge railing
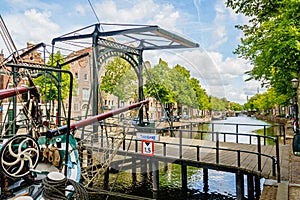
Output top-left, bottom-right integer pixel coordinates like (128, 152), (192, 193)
(101, 133), (280, 182)
(151, 121), (285, 145)
(79, 121), (282, 182)
(192, 122), (285, 145)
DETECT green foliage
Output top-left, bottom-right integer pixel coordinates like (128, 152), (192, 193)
(144, 59), (211, 110)
(144, 59), (176, 104)
(171, 64), (197, 107)
(226, 0), (300, 102)
(209, 96), (227, 111)
(33, 51), (73, 101)
(100, 57), (138, 102)
(230, 102), (244, 111)
(243, 87), (288, 112)
(190, 78), (210, 110)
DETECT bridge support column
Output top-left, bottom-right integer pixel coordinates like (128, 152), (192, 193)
(152, 159), (159, 199)
(254, 175), (261, 199)
(104, 167), (109, 189)
(247, 174), (254, 200)
(203, 168), (209, 193)
(181, 163), (187, 199)
(141, 158), (148, 186)
(181, 164), (187, 191)
(236, 171), (244, 200)
(132, 157), (137, 186)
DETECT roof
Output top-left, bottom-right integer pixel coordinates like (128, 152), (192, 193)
(52, 23), (199, 51)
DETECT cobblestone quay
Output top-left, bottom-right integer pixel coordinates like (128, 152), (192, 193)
(260, 119), (300, 200)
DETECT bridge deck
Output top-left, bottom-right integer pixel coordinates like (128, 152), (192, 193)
(84, 135), (281, 180)
(157, 136), (277, 178)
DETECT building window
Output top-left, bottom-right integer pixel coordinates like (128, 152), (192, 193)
(84, 74), (88, 81)
(82, 88), (89, 100)
(75, 72), (78, 79)
(74, 103), (79, 111)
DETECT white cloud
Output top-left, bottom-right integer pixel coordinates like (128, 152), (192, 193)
(94, 0), (158, 23)
(147, 4), (180, 31)
(0, 0), (261, 105)
(75, 4), (86, 16)
(3, 9), (60, 49)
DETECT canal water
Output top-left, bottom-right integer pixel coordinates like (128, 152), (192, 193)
(102, 116), (275, 200)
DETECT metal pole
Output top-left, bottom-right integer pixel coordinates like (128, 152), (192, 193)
(92, 30), (99, 141)
(138, 50), (144, 125)
(57, 61), (62, 127)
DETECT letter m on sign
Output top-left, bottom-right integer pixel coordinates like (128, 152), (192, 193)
(142, 140), (154, 156)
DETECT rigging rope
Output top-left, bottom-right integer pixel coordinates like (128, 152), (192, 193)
(42, 174), (89, 200)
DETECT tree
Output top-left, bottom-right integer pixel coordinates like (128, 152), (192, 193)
(210, 96), (227, 111)
(226, 0), (300, 101)
(189, 77), (210, 114)
(100, 57), (137, 105)
(33, 51), (73, 102)
(230, 102), (244, 111)
(144, 59), (176, 112)
(171, 64), (198, 108)
(244, 88), (289, 115)
(144, 59), (202, 115)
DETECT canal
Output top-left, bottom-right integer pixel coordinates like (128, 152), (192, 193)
(99, 116), (277, 200)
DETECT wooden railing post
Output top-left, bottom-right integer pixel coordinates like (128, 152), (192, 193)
(263, 125), (266, 145)
(197, 146), (200, 161)
(122, 138), (125, 150)
(135, 140), (138, 152)
(179, 130), (183, 159)
(212, 123), (214, 141)
(237, 150), (241, 167)
(257, 135), (261, 171)
(282, 124), (286, 145)
(216, 132), (219, 164)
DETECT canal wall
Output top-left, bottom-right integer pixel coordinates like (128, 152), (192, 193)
(255, 115), (289, 124)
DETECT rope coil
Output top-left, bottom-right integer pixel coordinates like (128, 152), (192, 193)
(42, 172), (89, 200)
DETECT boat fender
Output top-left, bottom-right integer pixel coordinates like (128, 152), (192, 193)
(42, 147), (49, 162)
(56, 137), (62, 148)
(48, 146), (60, 167)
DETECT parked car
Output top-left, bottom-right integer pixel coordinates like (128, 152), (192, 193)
(159, 116), (169, 122)
(173, 116), (180, 122)
(132, 116), (139, 125)
(132, 116), (154, 125)
(183, 115), (190, 120)
(160, 116), (180, 122)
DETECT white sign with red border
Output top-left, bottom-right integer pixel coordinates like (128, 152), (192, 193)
(142, 140), (154, 156)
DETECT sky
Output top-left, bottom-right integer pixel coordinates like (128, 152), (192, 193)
(0, 0), (265, 105)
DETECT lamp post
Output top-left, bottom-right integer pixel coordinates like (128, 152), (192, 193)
(292, 78), (299, 134)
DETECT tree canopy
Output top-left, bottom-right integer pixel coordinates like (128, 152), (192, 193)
(100, 57), (137, 102)
(144, 59), (176, 105)
(100, 57), (242, 115)
(33, 51), (73, 102)
(244, 87), (288, 114)
(226, 0), (300, 102)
